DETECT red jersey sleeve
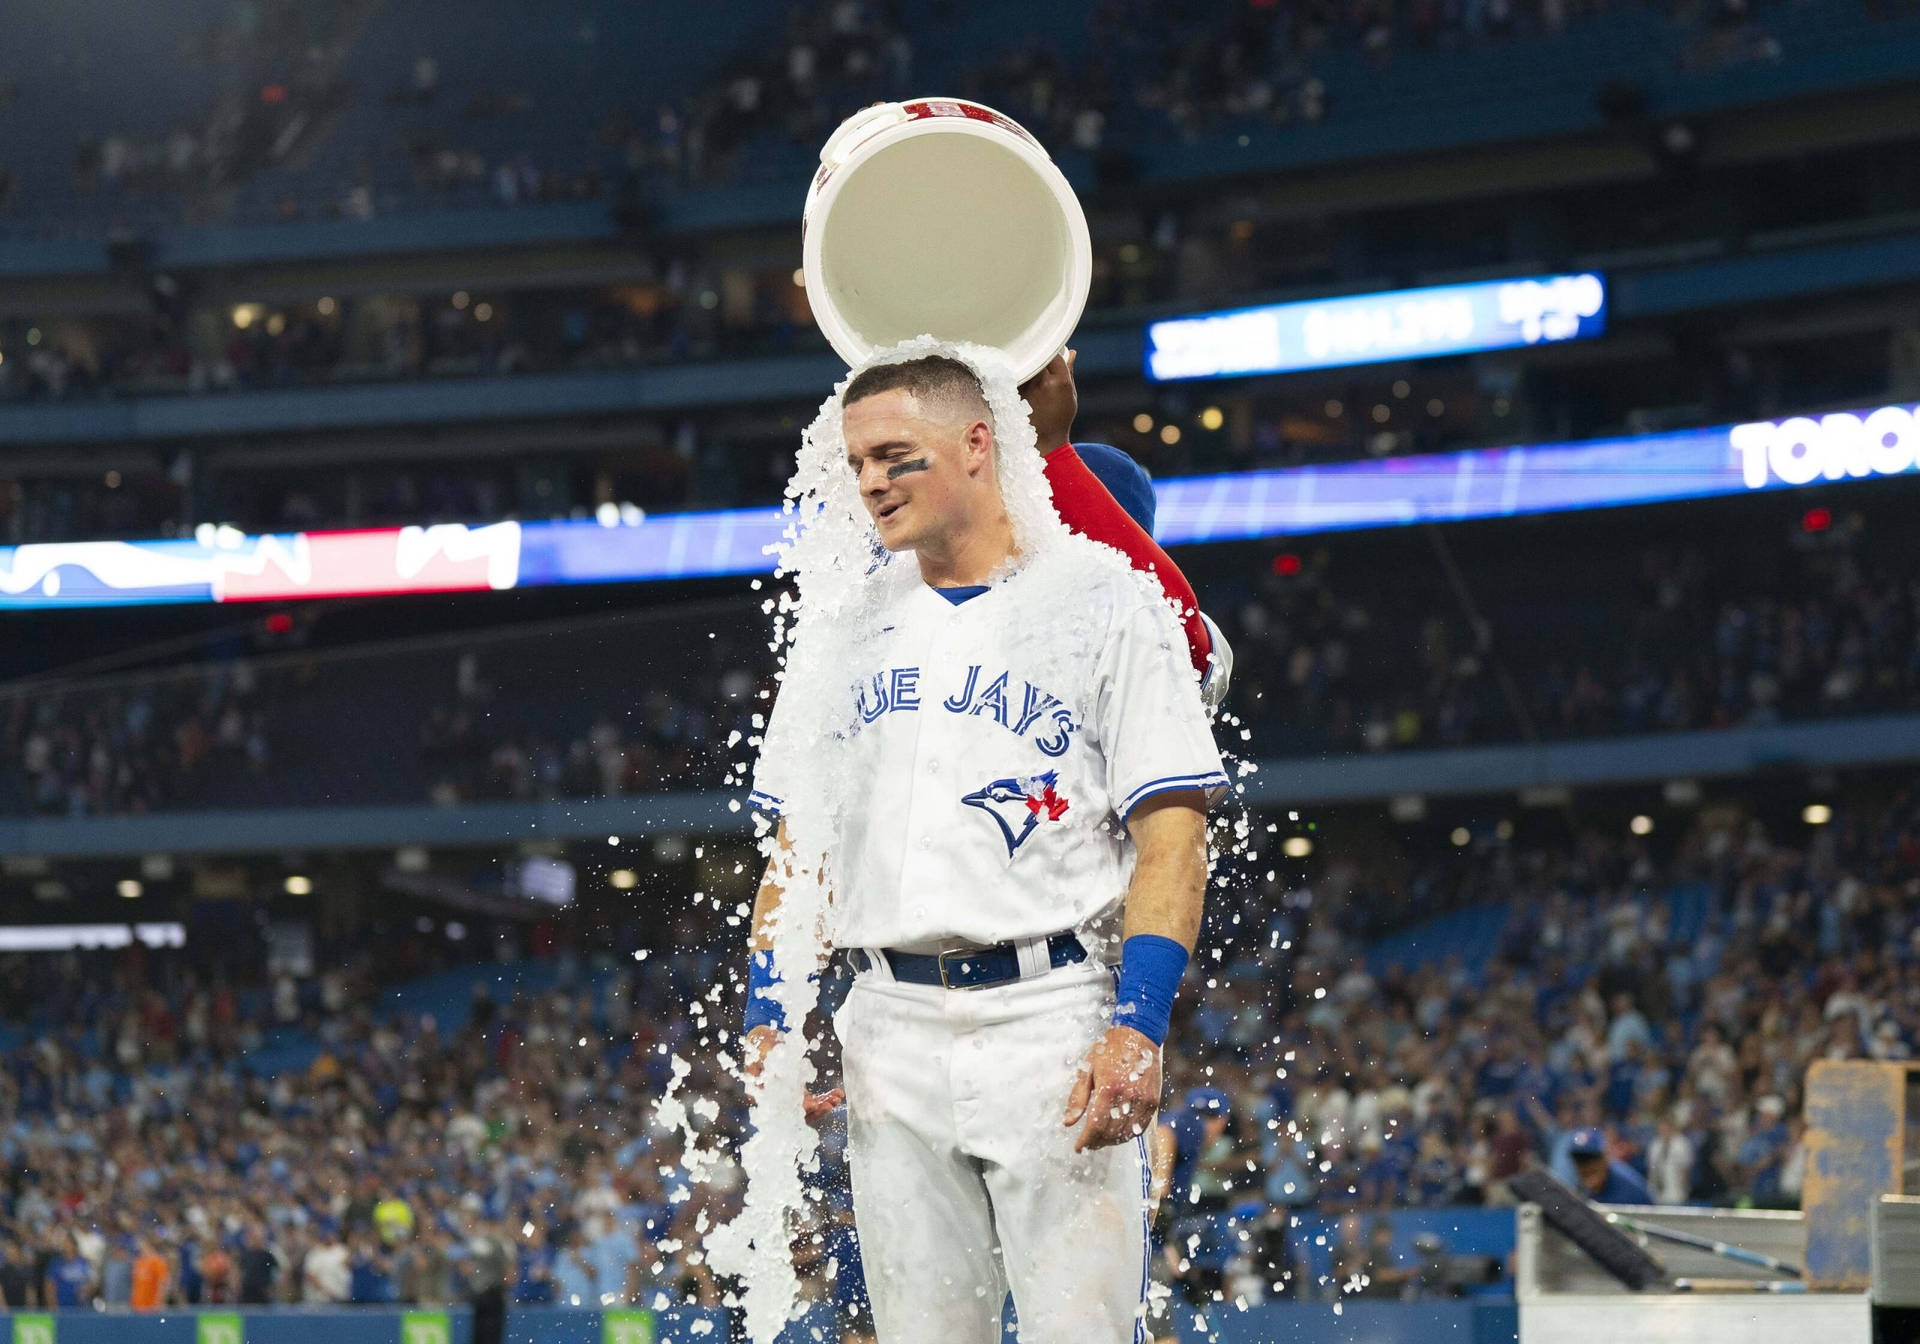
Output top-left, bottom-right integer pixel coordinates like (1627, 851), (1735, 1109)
(1042, 444), (1212, 678)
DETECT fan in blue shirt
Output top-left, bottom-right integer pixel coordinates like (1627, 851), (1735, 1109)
(1153, 1087), (1232, 1216)
(1569, 1128), (1654, 1205)
(46, 1242), (93, 1308)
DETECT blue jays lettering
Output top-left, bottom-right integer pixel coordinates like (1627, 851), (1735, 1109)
(853, 664), (1077, 756)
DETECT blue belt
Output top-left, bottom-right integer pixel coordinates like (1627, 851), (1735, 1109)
(852, 932), (1087, 990)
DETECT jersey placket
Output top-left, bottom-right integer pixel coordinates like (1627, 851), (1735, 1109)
(892, 595), (958, 917)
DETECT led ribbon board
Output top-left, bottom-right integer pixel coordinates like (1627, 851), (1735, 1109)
(1144, 273), (1607, 381)
(3, 402), (1916, 609)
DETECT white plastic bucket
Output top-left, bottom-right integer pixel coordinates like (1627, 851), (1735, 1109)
(802, 98), (1092, 385)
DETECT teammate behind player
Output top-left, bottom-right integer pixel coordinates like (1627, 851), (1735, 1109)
(745, 351), (1225, 1343)
(1020, 349), (1233, 711)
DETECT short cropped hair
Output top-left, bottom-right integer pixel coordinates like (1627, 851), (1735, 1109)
(842, 355), (990, 425)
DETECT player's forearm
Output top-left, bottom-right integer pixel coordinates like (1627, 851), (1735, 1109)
(748, 820), (828, 954)
(1109, 795), (1208, 1048)
(1120, 798), (1208, 952)
(747, 821), (791, 954)
(745, 820), (833, 1040)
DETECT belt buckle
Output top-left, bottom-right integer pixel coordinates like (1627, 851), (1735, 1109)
(936, 945), (985, 990)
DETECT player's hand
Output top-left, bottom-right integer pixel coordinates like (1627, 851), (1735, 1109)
(1063, 1024), (1161, 1152)
(743, 1023), (845, 1123)
(1019, 347), (1077, 456)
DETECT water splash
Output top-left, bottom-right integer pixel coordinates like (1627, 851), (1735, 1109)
(661, 336), (1218, 1341)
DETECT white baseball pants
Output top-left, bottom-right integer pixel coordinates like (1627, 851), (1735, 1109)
(835, 959), (1151, 1344)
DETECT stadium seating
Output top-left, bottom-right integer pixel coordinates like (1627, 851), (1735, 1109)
(8, 0), (1920, 237)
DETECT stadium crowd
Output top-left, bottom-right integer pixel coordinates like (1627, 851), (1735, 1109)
(1140, 776), (1919, 1302)
(322, 0), (1802, 199)
(0, 784), (1914, 1318)
(0, 663), (274, 819)
(1214, 522), (1920, 755)
(0, 945), (747, 1315)
(0, 0), (1809, 237)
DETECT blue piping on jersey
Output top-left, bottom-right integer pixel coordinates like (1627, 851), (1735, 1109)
(1117, 771), (1230, 822)
(1134, 1128), (1151, 1343)
(748, 790), (783, 815)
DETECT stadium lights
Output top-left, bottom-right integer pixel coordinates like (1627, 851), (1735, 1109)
(1803, 803), (1833, 825)
(117, 879), (142, 899)
(1160, 425), (1181, 445)
(284, 874), (312, 895)
(1146, 272), (1606, 380)
(609, 869), (639, 890)
(1132, 413), (1154, 433)
(14, 398), (1920, 612)
(1732, 408), (1920, 489)
(1200, 407), (1224, 431)
(1450, 827), (1471, 847)
(1630, 814), (1654, 835)
(1663, 779), (1702, 806)
(1282, 836), (1313, 858)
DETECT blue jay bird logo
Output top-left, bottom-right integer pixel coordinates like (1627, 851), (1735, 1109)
(962, 771), (1070, 856)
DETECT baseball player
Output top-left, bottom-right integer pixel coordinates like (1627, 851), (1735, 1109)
(744, 351), (1225, 1343)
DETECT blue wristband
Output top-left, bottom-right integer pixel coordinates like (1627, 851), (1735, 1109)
(744, 949), (787, 1034)
(1112, 934), (1188, 1047)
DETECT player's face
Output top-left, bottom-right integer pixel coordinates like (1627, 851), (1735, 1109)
(843, 389), (984, 552)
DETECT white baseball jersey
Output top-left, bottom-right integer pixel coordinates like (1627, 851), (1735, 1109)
(751, 558), (1226, 952)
